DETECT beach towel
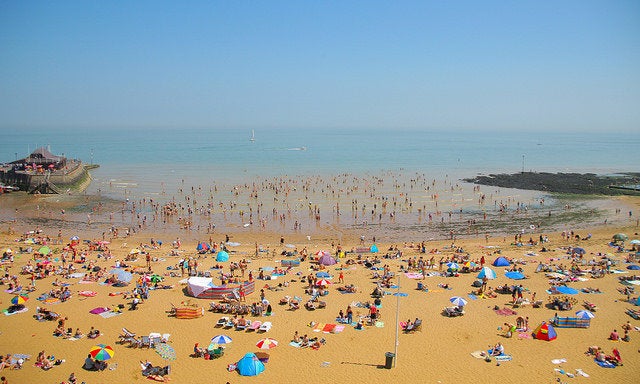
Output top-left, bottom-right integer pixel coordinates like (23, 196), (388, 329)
(3, 307), (28, 316)
(517, 332), (532, 339)
(332, 325), (345, 334)
(551, 358), (567, 364)
(468, 294), (478, 300)
(594, 359), (616, 368)
(44, 298), (60, 305)
(99, 311), (121, 319)
(494, 307), (518, 316)
(89, 307), (110, 314)
(375, 321), (384, 328)
(404, 273), (423, 279)
(79, 291), (97, 297)
(470, 350), (486, 359)
(495, 355), (512, 362)
(289, 341), (301, 348)
(321, 323), (336, 333)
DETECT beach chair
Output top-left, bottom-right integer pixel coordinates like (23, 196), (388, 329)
(626, 308), (640, 320)
(259, 321), (272, 332)
(248, 321), (262, 332)
(408, 318), (422, 332)
(443, 306), (465, 317)
(235, 320), (249, 331)
(216, 317), (229, 327)
(150, 336), (162, 348)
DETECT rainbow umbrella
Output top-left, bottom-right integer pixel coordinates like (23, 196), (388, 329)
(89, 344), (114, 361)
(256, 338), (279, 349)
(11, 295), (28, 305)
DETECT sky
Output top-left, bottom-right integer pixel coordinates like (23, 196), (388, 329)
(0, 1), (639, 132)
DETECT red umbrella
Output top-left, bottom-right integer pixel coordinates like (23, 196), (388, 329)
(316, 279), (331, 287)
(256, 338), (278, 349)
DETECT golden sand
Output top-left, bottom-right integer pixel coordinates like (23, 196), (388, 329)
(0, 198), (638, 384)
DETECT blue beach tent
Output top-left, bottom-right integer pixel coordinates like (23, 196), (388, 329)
(492, 257), (511, 267)
(237, 352), (265, 376)
(216, 250), (229, 262)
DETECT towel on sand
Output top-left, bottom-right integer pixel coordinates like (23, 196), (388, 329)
(494, 307), (518, 316)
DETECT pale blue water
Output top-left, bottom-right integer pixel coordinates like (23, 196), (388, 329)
(1, 127), (639, 200)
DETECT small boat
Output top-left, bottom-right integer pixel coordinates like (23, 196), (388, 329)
(250, 130), (255, 142)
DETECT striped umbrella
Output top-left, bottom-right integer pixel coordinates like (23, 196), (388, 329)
(89, 344), (115, 361)
(210, 334), (232, 345)
(256, 338), (278, 349)
(575, 310), (595, 319)
(446, 262), (460, 270)
(449, 296), (468, 307)
(316, 279), (331, 287)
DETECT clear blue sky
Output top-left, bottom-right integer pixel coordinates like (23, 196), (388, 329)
(1, 1), (638, 131)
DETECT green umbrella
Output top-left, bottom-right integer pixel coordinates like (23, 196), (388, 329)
(613, 233), (629, 242)
(150, 275), (163, 283)
(38, 246), (51, 255)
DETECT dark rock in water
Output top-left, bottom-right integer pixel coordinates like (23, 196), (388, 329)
(464, 172), (640, 195)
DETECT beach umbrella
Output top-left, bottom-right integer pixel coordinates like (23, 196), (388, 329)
(446, 262), (460, 270)
(613, 233), (628, 242)
(150, 274), (163, 283)
(154, 343), (176, 361)
(572, 247), (586, 255)
(477, 267), (497, 280)
(627, 265), (640, 270)
(505, 271), (525, 280)
(210, 334), (232, 345)
(318, 254), (337, 266)
(108, 268), (133, 284)
(315, 250), (331, 257)
(370, 244), (379, 253)
(38, 246), (51, 255)
(237, 353), (265, 376)
(630, 239), (640, 245)
(129, 248), (141, 255)
(575, 310), (595, 319)
(4, 248), (12, 254)
(449, 296), (468, 307)
(316, 271), (331, 278)
(464, 261), (477, 268)
(255, 338), (278, 349)
(89, 344), (114, 361)
(316, 279), (331, 287)
(70, 235), (79, 241)
(216, 250), (229, 262)
(11, 294), (28, 305)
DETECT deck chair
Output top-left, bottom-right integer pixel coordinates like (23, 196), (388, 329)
(150, 336), (162, 347)
(140, 336), (152, 348)
(248, 320), (262, 331)
(408, 319), (422, 332)
(443, 307), (464, 317)
(259, 321), (272, 332)
(118, 328), (136, 343)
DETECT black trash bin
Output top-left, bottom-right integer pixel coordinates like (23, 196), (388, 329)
(384, 352), (395, 369)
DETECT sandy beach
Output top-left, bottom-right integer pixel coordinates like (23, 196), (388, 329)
(0, 194), (638, 384)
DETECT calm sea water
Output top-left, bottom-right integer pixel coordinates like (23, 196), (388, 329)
(2, 127), (638, 194)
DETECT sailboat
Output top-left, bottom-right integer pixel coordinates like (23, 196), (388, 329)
(250, 130), (255, 142)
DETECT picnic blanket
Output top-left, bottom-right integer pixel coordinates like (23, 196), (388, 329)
(594, 359), (616, 368)
(99, 311), (121, 319)
(494, 307), (518, 316)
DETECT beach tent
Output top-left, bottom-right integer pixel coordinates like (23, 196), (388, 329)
(572, 247), (586, 255)
(196, 242), (210, 253)
(477, 267), (497, 280)
(532, 322), (557, 341)
(370, 244), (379, 253)
(216, 250), (229, 262)
(236, 352), (265, 376)
(318, 254), (337, 266)
(627, 265), (640, 270)
(492, 257), (511, 267)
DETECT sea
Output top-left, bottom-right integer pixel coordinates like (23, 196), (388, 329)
(1, 127), (638, 239)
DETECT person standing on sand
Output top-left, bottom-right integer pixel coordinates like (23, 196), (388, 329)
(338, 271), (344, 284)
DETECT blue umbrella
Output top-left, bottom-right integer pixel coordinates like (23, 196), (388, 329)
(316, 272), (331, 278)
(449, 296), (468, 306)
(505, 271), (525, 280)
(627, 265), (640, 270)
(210, 334), (232, 345)
(575, 310), (595, 319)
(477, 267), (497, 280)
(237, 352), (265, 376)
(370, 244), (379, 253)
(572, 247), (586, 255)
(446, 262), (460, 270)
(554, 286), (579, 295)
